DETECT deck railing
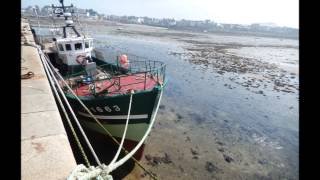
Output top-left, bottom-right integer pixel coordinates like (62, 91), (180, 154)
(64, 60), (166, 96)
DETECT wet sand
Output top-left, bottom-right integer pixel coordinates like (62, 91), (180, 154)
(31, 19), (299, 179)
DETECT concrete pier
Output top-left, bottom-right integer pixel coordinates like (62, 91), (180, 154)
(21, 17), (77, 180)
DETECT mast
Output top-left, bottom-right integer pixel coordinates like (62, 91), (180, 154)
(51, 0), (80, 38)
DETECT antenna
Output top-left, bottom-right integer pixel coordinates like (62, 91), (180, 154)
(51, 0), (80, 38)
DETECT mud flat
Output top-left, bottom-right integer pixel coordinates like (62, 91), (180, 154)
(102, 23), (299, 97)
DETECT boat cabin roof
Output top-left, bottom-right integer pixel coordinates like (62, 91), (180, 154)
(56, 36), (93, 43)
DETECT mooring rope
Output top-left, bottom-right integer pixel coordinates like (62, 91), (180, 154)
(40, 51), (91, 167)
(44, 54), (160, 179)
(109, 90), (133, 166)
(39, 49), (102, 166)
(39, 49), (123, 179)
(108, 89), (163, 172)
(27, 34), (161, 179)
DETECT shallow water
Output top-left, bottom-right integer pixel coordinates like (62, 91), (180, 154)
(34, 22), (299, 179)
(89, 29), (298, 179)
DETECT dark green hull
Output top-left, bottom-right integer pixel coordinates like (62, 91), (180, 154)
(62, 57), (165, 160)
(66, 87), (161, 128)
(65, 84), (163, 160)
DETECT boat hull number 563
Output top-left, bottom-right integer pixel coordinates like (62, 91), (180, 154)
(90, 105), (121, 113)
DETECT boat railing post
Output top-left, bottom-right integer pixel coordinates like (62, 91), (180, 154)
(145, 61), (147, 72)
(163, 65), (166, 82)
(68, 78), (72, 92)
(75, 82), (78, 95)
(94, 81), (96, 95)
(144, 71), (147, 90)
(110, 63), (113, 75)
(157, 70), (159, 82)
(116, 55), (119, 69)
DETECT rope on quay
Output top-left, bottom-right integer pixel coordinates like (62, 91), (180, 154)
(21, 71), (34, 79)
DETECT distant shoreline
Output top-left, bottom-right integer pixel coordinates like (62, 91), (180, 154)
(24, 15), (298, 40)
(169, 27), (298, 40)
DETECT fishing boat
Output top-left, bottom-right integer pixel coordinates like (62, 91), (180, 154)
(34, 0), (166, 160)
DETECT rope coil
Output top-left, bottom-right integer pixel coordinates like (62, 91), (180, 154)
(21, 71), (34, 79)
(67, 164), (113, 180)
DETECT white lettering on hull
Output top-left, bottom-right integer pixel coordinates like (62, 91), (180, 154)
(78, 111), (148, 120)
(90, 105), (121, 113)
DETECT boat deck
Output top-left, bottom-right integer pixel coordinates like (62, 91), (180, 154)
(73, 73), (159, 96)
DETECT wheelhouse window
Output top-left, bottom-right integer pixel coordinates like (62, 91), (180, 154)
(65, 44), (72, 51)
(75, 43), (83, 50)
(58, 44), (64, 51)
(89, 41), (93, 48)
(85, 41), (89, 48)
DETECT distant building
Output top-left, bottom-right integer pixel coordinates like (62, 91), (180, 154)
(137, 17), (144, 24)
(257, 22), (278, 27)
(40, 5), (52, 16)
(216, 23), (223, 28)
(73, 7), (88, 17)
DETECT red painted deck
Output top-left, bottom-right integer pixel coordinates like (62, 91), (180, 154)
(73, 73), (159, 96)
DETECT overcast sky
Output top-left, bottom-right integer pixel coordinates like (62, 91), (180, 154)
(22, 0), (299, 28)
